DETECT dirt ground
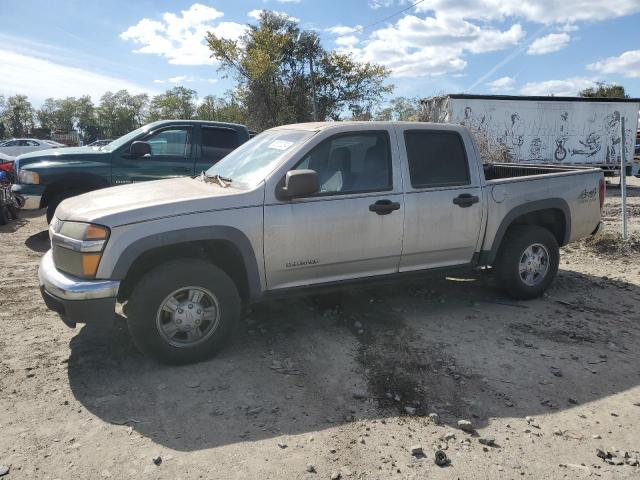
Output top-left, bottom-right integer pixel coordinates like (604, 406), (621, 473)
(1, 179), (639, 480)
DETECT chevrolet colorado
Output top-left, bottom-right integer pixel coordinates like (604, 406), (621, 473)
(39, 122), (604, 363)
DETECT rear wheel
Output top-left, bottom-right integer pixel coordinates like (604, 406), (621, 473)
(126, 259), (241, 364)
(495, 225), (559, 300)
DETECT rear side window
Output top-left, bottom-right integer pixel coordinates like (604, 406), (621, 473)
(202, 127), (240, 163)
(404, 131), (470, 188)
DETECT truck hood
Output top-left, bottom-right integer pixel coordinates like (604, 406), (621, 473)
(55, 177), (263, 227)
(17, 146), (106, 166)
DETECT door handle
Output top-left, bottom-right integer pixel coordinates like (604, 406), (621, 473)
(369, 199), (401, 215)
(453, 193), (479, 208)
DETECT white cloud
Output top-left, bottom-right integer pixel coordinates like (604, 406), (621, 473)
(587, 50), (640, 78)
(326, 25), (362, 35)
(334, 14), (524, 77)
(248, 9), (299, 22)
(169, 75), (189, 83)
(121, 3), (247, 66)
(335, 35), (360, 48)
(519, 77), (597, 96)
(527, 33), (570, 55)
(274, 0), (301, 3)
(0, 48), (152, 104)
(413, 0), (640, 25)
(369, 0), (395, 9)
(154, 75), (218, 84)
(487, 76), (515, 92)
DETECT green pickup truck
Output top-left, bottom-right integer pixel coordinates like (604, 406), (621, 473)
(12, 120), (251, 222)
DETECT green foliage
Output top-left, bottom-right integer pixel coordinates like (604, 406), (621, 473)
(1, 95), (35, 137)
(374, 97), (422, 121)
(96, 90), (149, 139)
(196, 93), (247, 124)
(579, 82), (628, 99)
(206, 10), (393, 130)
(147, 86), (198, 122)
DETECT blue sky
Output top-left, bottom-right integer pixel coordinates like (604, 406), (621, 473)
(1, 0), (639, 107)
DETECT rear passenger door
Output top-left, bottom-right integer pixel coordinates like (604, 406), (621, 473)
(195, 126), (240, 173)
(398, 127), (484, 271)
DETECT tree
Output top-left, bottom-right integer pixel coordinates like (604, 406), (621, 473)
(1, 95), (35, 137)
(75, 96), (100, 143)
(375, 97), (422, 121)
(97, 90), (149, 138)
(316, 52), (393, 121)
(579, 82), (628, 98)
(206, 11), (393, 130)
(147, 86), (198, 122)
(195, 93), (247, 124)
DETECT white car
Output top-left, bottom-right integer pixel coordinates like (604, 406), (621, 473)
(0, 138), (60, 157)
(43, 140), (67, 148)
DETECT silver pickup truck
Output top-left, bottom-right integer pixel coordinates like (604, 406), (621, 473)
(39, 122), (605, 363)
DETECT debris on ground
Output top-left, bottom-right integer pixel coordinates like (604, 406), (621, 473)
(434, 450), (449, 467)
(457, 419), (474, 432)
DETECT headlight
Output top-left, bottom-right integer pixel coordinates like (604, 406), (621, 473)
(18, 169), (39, 184)
(50, 221), (110, 278)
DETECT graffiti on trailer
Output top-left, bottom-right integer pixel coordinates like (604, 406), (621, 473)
(448, 102), (632, 166)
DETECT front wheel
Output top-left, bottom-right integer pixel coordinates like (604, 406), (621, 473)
(46, 190), (85, 223)
(495, 225), (559, 300)
(126, 259), (241, 364)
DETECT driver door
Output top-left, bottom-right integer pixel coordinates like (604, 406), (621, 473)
(263, 129), (405, 290)
(111, 126), (194, 184)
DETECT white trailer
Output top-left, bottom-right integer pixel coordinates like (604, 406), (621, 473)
(421, 94), (640, 176)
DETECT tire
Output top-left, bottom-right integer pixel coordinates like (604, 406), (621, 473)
(0, 204), (8, 225)
(46, 190), (84, 223)
(126, 259), (241, 364)
(495, 225), (559, 300)
(8, 204), (18, 220)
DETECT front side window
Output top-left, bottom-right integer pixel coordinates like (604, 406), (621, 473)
(295, 131), (392, 194)
(201, 127), (240, 163)
(145, 128), (191, 157)
(404, 131), (470, 188)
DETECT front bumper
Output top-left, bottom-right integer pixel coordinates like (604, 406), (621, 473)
(38, 250), (119, 327)
(11, 184), (44, 210)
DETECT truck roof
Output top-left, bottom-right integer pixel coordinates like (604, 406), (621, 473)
(144, 119), (249, 130)
(424, 93), (640, 103)
(271, 121), (466, 132)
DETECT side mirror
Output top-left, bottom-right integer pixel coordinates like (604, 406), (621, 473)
(279, 169), (319, 199)
(130, 141), (151, 157)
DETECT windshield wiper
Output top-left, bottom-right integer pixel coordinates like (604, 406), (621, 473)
(200, 171), (233, 188)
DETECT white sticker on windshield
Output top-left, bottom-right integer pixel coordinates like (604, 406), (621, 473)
(268, 140), (294, 150)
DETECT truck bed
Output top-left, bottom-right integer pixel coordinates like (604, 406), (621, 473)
(483, 163), (595, 180)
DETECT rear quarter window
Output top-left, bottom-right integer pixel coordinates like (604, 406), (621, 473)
(202, 127), (240, 163)
(404, 130), (470, 188)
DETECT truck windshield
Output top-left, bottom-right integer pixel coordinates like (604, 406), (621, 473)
(205, 129), (312, 188)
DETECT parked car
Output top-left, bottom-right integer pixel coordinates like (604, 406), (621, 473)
(43, 139), (67, 148)
(0, 138), (63, 157)
(12, 120), (251, 221)
(87, 139), (113, 147)
(0, 151), (16, 164)
(39, 121), (605, 364)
